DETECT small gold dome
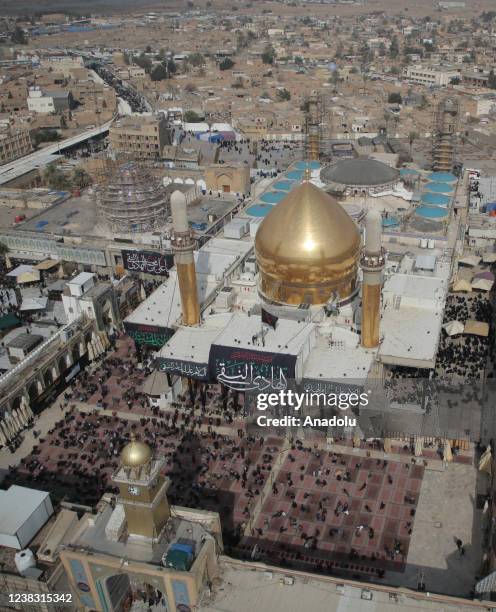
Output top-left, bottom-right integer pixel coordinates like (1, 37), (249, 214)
(121, 434), (152, 467)
(255, 181), (360, 305)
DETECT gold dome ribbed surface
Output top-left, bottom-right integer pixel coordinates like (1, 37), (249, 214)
(255, 181), (360, 305)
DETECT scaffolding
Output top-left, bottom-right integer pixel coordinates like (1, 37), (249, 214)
(303, 92), (334, 162)
(96, 160), (170, 234)
(432, 97), (459, 173)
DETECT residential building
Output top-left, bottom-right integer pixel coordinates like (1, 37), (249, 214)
(109, 114), (172, 160)
(0, 126), (33, 166)
(27, 87), (72, 114)
(405, 65), (460, 87)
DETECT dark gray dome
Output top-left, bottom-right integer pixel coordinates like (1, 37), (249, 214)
(321, 158), (400, 187)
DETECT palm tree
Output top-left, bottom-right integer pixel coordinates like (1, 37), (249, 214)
(72, 168), (92, 189)
(43, 163), (70, 191)
(408, 131), (419, 156)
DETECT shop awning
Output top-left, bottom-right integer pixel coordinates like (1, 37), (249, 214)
(464, 320), (489, 337)
(35, 259), (59, 271)
(452, 279), (472, 292)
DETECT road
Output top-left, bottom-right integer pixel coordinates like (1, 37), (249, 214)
(0, 120), (114, 186)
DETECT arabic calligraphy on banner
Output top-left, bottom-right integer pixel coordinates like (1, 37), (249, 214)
(303, 380), (364, 395)
(209, 345), (296, 392)
(122, 250), (173, 276)
(156, 357), (209, 381)
(124, 322), (173, 348)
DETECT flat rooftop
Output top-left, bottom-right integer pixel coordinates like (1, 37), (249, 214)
(75, 501), (206, 566)
(202, 556), (481, 612)
(379, 274), (447, 368)
(7, 192), (239, 244)
(212, 313), (316, 357)
(158, 313), (233, 366)
(303, 330), (375, 383)
(0, 485), (51, 537)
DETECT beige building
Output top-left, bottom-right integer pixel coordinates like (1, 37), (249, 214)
(405, 65), (460, 87)
(0, 126), (32, 166)
(205, 163), (251, 194)
(60, 436), (221, 611)
(109, 115), (172, 160)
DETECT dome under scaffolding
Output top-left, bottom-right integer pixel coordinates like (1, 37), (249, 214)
(97, 161), (169, 233)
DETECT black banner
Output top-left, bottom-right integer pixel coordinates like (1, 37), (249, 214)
(155, 357), (209, 381)
(122, 250), (173, 276)
(124, 322), (173, 348)
(208, 345), (296, 392)
(261, 308), (278, 330)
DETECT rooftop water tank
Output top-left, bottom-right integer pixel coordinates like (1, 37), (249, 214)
(15, 549), (36, 576)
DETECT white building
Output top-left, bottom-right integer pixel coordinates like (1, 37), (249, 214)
(27, 87), (71, 114)
(0, 486), (54, 550)
(405, 65), (460, 87)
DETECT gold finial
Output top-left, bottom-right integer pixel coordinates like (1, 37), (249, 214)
(304, 167), (312, 182)
(121, 433), (152, 467)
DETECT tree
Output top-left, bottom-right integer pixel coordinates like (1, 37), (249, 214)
(219, 58), (235, 71)
(11, 26), (27, 45)
(145, 45), (152, 54)
(188, 53), (204, 67)
(388, 92), (403, 104)
(389, 35), (399, 58)
(151, 64), (167, 81)
(184, 110), (202, 122)
(34, 129), (61, 146)
(72, 168), (92, 189)
(408, 131), (419, 155)
(43, 164), (70, 190)
(134, 53), (152, 74)
(450, 76), (461, 85)
(330, 69), (340, 85)
(276, 88), (291, 101)
(488, 70), (496, 89)
(262, 46), (275, 65)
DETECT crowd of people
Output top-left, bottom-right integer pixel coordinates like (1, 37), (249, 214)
(435, 294), (493, 379)
(235, 443), (423, 578)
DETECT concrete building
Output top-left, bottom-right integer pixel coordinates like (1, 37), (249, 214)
(405, 65), (460, 87)
(109, 114), (172, 160)
(27, 87), (72, 114)
(62, 272), (119, 332)
(0, 127), (33, 166)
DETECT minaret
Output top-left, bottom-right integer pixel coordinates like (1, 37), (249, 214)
(360, 209), (385, 348)
(170, 190), (200, 326)
(112, 434), (171, 542)
(307, 94), (320, 162)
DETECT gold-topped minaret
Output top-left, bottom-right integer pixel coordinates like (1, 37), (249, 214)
(360, 209), (385, 348)
(112, 434), (170, 542)
(170, 190), (200, 326)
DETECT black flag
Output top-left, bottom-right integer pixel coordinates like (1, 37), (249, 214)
(261, 308), (278, 330)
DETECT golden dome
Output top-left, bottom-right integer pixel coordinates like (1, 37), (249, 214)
(121, 434), (152, 467)
(255, 181), (360, 305)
